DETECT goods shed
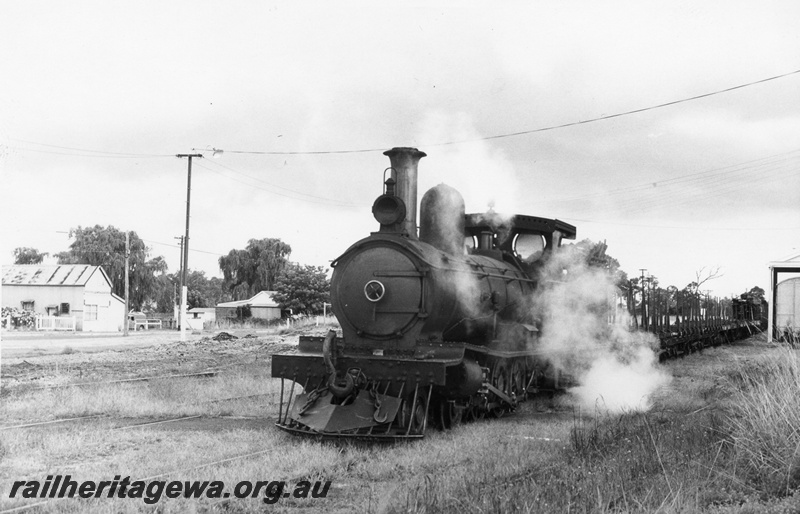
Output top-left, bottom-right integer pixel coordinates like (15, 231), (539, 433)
(768, 252), (800, 342)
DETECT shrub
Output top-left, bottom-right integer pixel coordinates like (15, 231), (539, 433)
(1, 307), (36, 330)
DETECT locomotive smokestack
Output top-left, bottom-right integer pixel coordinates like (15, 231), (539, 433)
(384, 147), (426, 238)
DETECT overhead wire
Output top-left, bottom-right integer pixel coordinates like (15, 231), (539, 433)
(605, 163), (798, 215)
(7, 230), (228, 259)
(8, 138), (172, 158)
(199, 159), (360, 206)
(637, 166), (795, 209)
(221, 68), (800, 154)
(141, 238), (226, 258)
(194, 161), (359, 207)
(537, 149), (800, 218)
(605, 162), (799, 216)
(5, 68), (799, 232)
(549, 149), (800, 204)
(6, 68), (799, 159)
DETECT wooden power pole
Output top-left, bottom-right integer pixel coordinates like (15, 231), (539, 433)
(124, 231), (130, 337)
(176, 153), (202, 342)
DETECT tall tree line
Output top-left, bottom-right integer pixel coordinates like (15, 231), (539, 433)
(13, 230), (330, 315)
(55, 225), (166, 311)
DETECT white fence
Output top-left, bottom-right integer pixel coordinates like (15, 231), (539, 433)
(36, 316), (77, 332)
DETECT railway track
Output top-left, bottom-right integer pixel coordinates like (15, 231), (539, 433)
(28, 370), (221, 390)
(0, 391), (274, 431)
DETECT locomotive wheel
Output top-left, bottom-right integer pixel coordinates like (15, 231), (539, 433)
(491, 361), (509, 418)
(399, 391), (428, 435)
(466, 405), (485, 422)
(436, 399), (463, 430)
(510, 360), (526, 401)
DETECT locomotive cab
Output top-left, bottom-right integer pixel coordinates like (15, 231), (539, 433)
(464, 212), (576, 274)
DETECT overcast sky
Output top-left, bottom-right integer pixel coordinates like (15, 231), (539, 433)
(2, 1), (799, 297)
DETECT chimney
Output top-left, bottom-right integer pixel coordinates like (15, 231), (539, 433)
(383, 147), (426, 238)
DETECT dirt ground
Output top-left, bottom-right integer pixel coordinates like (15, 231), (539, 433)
(0, 328), (301, 389)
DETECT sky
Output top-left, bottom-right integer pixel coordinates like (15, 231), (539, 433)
(1, 1), (799, 298)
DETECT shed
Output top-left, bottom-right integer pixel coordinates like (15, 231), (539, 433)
(767, 252), (800, 342)
(187, 307), (216, 331)
(775, 277), (800, 341)
(216, 291), (281, 321)
(2, 264), (125, 332)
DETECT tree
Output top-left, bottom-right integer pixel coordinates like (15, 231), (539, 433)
(219, 238), (292, 300)
(683, 266), (723, 296)
(746, 286), (766, 301)
(574, 238), (628, 289)
(55, 225), (167, 310)
(152, 272), (178, 314)
(273, 263), (330, 316)
(13, 247), (48, 264)
(152, 271), (231, 313)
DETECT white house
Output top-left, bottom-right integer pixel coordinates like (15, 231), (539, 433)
(2, 264), (125, 332)
(215, 291), (281, 321)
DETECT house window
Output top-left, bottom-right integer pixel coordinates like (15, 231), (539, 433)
(61, 303), (70, 315)
(85, 304), (98, 321)
(21, 301), (34, 311)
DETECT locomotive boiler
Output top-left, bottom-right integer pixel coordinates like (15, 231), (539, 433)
(271, 147), (576, 439)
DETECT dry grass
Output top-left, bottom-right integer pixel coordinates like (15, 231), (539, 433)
(1, 369), (281, 422)
(391, 338), (800, 514)
(3, 334), (800, 513)
(724, 344), (800, 497)
(212, 316), (340, 335)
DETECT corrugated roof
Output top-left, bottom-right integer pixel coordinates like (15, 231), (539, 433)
(2, 264), (103, 286)
(217, 291), (280, 308)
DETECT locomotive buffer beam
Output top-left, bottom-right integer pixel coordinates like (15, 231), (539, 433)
(272, 353), (453, 387)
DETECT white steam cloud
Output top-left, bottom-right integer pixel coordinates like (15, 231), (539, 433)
(414, 113), (670, 414)
(417, 111), (520, 215)
(532, 245), (671, 414)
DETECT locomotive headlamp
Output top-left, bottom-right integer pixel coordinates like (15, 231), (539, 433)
(372, 194), (406, 226)
(364, 280), (386, 302)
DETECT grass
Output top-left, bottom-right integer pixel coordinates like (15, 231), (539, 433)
(724, 344), (800, 497)
(1, 369), (281, 422)
(212, 315), (340, 335)
(392, 410), (728, 513)
(3, 333), (800, 513)
(392, 337), (800, 514)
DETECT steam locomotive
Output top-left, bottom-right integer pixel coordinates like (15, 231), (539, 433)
(270, 147), (765, 440)
(271, 147), (576, 439)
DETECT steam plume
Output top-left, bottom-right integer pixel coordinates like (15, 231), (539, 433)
(532, 245), (671, 413)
